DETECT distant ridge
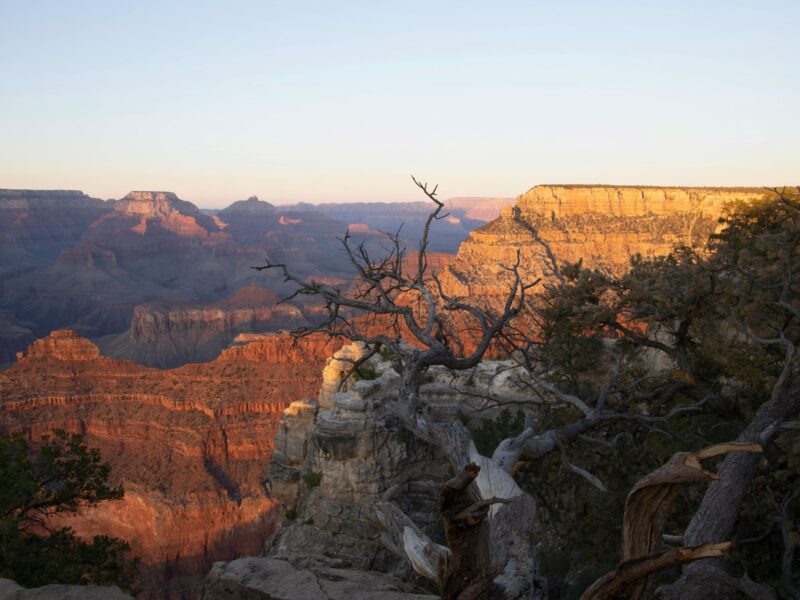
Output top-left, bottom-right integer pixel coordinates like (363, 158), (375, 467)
(533, 184), (771, 191)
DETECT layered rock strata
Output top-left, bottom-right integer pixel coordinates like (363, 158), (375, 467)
(99, 285), (316, 367)
(0, 330), (341, 599)
(207, 344), (534, 598)
(444, 185), (768, 297)
(0, 190), (354, 347)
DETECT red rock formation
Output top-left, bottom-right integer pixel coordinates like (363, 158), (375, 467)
(0, 330), (342, 599)
(112, 192), (229, 240)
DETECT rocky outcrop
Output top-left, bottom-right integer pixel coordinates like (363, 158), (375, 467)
(99, 286), (314, 367)
(0, 330), (342, 599)
(264, 344), (450, 577)
(224, 344), (531, 599)
(201, 557), (436, 600)
(18, 328), (101, 361)
(109, 191), (228, 240)
(0, 579), (132, 600)
(443, 185), (769, 297)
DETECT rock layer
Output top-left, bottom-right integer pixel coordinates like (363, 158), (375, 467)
(99, 286), (315, 367)
(444, 185), (768, 297)
(0, 330), (342, 599)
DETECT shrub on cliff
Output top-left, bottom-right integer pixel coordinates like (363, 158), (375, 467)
(0, 429), (139, 590)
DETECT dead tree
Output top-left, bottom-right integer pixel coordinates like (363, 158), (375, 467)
(582, 443), (761, 600)
(255, 177), (768, 598)
(258, 177), (544, 598)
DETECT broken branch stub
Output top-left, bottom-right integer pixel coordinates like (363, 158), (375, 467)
(582, 442), (762, 600)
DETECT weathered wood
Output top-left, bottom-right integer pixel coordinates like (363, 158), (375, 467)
(583, 442), (761, 600)
(374, 500), (451, 589)
(581, 543), (731, 600)
(662, 386), (800, 600)
(437, 462), (496, 599)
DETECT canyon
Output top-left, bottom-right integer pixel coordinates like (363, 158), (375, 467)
(97, 285), (317, 368)
(0, 189), (508, 367)
(0, 329), (342, 598)
(0, 184), (777, 598)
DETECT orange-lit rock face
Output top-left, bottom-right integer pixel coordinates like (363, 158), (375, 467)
(443, 185), (768, 297)
(0, 330), (342, 598)
(105, 191), (230, 242)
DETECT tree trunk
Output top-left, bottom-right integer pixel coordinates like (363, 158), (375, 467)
(382, 351), (545, 598)
(659, 387), (800, 600)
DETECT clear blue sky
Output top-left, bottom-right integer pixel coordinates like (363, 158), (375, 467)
(1, 1), (797, 207)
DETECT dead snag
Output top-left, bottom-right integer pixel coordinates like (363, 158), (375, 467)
(438, 462), (510, 600)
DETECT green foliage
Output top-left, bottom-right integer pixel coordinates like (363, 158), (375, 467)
(469, 408), (525, 456)
(510, 190), (800, 596)
(304, 471), (322, 490)
(0, 429), (123, 523)
(0, 523), (139, 590)
(354, 365), (378, 380)
(284, 506), (298, 521)
(0, 430), (139, 590)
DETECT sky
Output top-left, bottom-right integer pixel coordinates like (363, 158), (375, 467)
(0, 1), (798, 208)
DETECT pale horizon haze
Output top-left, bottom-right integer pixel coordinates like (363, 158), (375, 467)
(1, 1), (798, 208)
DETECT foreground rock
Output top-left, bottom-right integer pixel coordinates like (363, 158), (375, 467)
(202, 557), (436, 600)
(204, 344), (532, 597)
(265, 343), (452, 576)
(0, 579), (132, 600)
